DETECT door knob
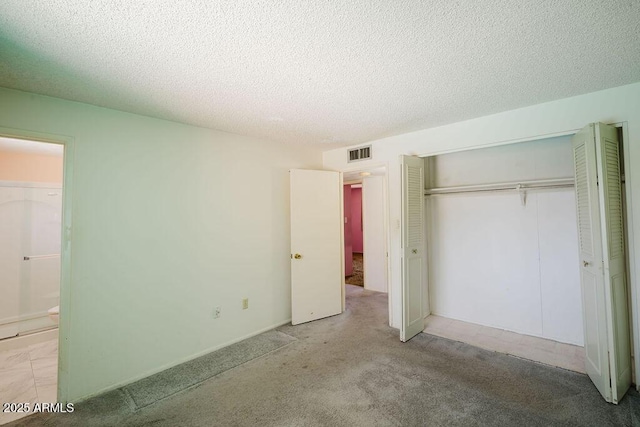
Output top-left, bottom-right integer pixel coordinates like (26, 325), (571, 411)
(583, 260), (590, 267)
(294, 253), (302, 259)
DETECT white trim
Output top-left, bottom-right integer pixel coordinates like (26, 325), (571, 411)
(384, 163), (392, 326)
(331, 160), (389, 174)
(0, 126), (74, 404)
(620, 122), (638, 386)
(361, 173), (388, 294)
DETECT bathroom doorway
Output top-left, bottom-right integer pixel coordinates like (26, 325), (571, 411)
(0, 135), (64, 425)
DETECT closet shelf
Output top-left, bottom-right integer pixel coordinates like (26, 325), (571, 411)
(424, 178), (575, 196)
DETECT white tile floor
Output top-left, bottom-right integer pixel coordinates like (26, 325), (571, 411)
(424, 315), (585, 374)
(0, 337), (58, 425)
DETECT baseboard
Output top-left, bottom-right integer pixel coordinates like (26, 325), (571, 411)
(70, 318), (293, 403)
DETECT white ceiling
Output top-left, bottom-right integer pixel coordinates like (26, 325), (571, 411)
(0, 1), (638, 147)
(0, 136), (64, 156)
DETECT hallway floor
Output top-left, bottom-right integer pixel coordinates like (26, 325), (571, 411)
(345, 252), (363, 287)
(9, 286), (640, 426)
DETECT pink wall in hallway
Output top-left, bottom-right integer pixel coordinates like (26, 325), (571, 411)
(343, 185), (353, 276)
(351, 187), (363, 253)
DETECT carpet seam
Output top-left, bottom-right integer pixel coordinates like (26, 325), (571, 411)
(120, 387), (139, 413)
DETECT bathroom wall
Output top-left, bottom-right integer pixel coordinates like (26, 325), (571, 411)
(0, 150), (63, 182)
(0, 87), (322, 402)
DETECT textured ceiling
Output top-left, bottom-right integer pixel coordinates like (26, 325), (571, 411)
(0, 1), (639, 147)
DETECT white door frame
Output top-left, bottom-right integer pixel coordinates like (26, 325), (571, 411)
(341, 163), (392, 324)
(416, 122), (637, 386)
(0, 126), (74, 403)
(362, 175), (389, 293)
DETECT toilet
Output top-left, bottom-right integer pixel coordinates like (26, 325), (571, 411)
(48, 306), (59, 324)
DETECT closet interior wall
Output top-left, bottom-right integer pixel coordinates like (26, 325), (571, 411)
(425, 136), (584, 345)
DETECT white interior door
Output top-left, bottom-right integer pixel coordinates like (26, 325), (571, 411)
(400, 156), (426, 342)
(594, 123), (632, 402)
(290, 169), (343, 325)
(572, 123), (631, 403)
(362, 176), (387, 293)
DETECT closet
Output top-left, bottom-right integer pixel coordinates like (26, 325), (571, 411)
(425, 135), (583, 343)
(420, 124), (632, 403)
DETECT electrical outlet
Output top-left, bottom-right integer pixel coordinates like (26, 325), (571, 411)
(214, 306), (221, 319)
(242, 298), (249, 310)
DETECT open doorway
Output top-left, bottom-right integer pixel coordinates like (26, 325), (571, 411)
(0, 135), (64, 424)
(342, 166), (390, 314)
(343, 182), (363, 287)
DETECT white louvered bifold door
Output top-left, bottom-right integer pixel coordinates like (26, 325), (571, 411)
(595, 123), (631, 403)
(572, 123), (631, 404)
(573, 124), (610, 401)
(400, 155), (425, 342)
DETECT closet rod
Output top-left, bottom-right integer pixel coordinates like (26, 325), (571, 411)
(424, 178), (574, 196)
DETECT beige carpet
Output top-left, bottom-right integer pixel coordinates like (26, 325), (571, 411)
(11, 285), (640, 426)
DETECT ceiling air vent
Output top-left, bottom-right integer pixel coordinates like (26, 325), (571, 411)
(348, 145), (372, 162)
